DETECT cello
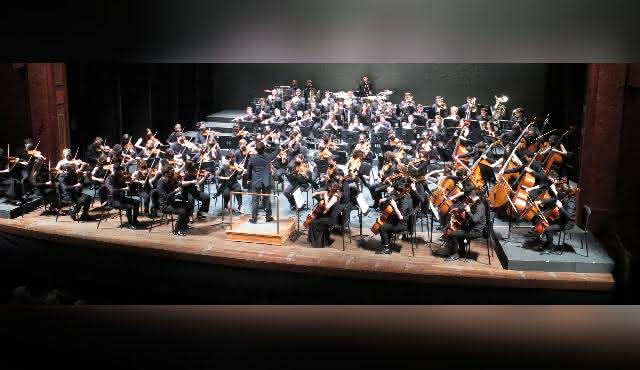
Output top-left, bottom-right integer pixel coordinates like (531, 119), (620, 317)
(542, 127), (573, 175)
(371, 184), (410, 235)
(303, 185), (340, 228)
(487, 122), (534, 208)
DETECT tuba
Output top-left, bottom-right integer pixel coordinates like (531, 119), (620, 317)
(492, 95), (508, 121)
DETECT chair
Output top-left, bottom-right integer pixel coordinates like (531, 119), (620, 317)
(96, 200), (124, 230)
(463, 212), (495, 264)
(559, 205), (591, 257)
(390, 207), (419, 257)
(54, 183), (80, 223)
(148, 205), (177, 233)
(323, 207), (351, 251)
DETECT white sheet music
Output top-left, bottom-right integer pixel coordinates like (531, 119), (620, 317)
(356, 193), (369, 214)
(293, 187), (304, 209)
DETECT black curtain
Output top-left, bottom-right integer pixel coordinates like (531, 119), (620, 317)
(67, 64), (214, 157)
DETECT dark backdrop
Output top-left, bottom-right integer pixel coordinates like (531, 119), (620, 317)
(66, 63), (585, 173)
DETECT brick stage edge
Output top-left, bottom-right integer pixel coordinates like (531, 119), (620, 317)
(0, 208), (614, 295)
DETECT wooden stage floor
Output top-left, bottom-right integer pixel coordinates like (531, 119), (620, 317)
(0, 208), (615, 292)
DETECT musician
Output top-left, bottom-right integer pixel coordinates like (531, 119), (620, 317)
(215, 152), (243, 214)
(359, 101), (373, 125)
(29, 157), (57, 210)
(435, 190), (486, 260)
(135, 128), (155, 152)
(303, 79), (315, 103)
(399, 92), (416, 115)
(348, 115), (366, 132)
(255, 98), (273, 120)
(477, 106), (491, 123)
(104, 164), (143, 229)
(129, 160), (152, 216)
(373, 115), (392, 134)
(166, 123), (183, 145)
(0, 148), (25, 203)
(367, 151), (397, 208)
(290, 79), (299, 92)
(460, 96), (477, 120)
(291, 88), (306, 112)
(59, 163), (92, 221)
(170, 134), (190, 161)
(307, 182), (342, 248)
(321, 112), (340, 134)
(528, 181), (577, 254)
(401, 113), (417, 129)
(264, 108), (286, 129)
(413, 104), (428, 126)
(284, 154), (315, 211)
(512, 107), (527, 125)
(354, 135), (374, 162)
(90, 155), (111, 204)
(246, 142), (275, 223)
(456, 141), (488, 164)
(86, 137), (106, 166)
(357, 75), (374, 97)
(179, 160), (210, 219)
(121, 134), (138, 163)
(282, 101), (296, 124)
(156, 166), (190, 236)
(376, 179), (414, 255)
(317, 157), (343, 189)
(320, 91), (334, 113)
(432, 96), (448, 118)
(446, 106), (460, 121)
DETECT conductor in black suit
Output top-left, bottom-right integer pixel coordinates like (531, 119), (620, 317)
(247, 142), (275, 223)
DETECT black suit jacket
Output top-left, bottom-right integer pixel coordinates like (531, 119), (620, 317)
(247, 152), (275, 188)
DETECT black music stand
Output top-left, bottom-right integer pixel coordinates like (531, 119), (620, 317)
(444, 118), (458, 128)
(334, 150), (348, 165)
(341, 130), (359, 146)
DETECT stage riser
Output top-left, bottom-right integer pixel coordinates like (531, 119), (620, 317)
(0, 196), (43, 219)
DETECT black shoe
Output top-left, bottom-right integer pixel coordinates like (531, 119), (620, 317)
(196, 212), (207, 219)
(375, 245), (391, 254)
(174, 230), (187, 236)
(78, 213), (90, 222)
(249, 219), (257, 224)
(127, 224), (138, 230)
(265, 216), (274, 222)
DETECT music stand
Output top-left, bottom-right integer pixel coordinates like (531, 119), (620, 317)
(443, 118), (458, 128)
(334, 150), (348, 165)
(341, 130), (359, 146)
(289, 187), (307, 242)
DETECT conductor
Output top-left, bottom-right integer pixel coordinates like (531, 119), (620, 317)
(247, 141), (275, 223)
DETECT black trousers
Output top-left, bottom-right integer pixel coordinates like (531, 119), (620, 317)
(162, 202), (190, 231)
(446, 230), (483, 254)
(109, 196), (140, 223)
(251, 183), (272, 219)
(65, 193), (91, 216)
(308, 215), (333, 247)
(380, 222), (408, 246)
(185, 186), (210, 213)
(220, 182), (242, 210)
(367, 182), (386, 207)
(284, 181), (307, 208)
(1, 178), (23, 200)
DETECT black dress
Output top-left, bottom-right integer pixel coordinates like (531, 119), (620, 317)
(307, 195), (341, 248)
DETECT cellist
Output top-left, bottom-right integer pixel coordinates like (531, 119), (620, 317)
(526, 180), (577, 254)
(307, 182), (342, 248)
(376, 179), (414, 255)
(433, 190), (486, 261)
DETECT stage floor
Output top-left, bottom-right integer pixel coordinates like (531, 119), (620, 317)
(0, 204), (615, 292)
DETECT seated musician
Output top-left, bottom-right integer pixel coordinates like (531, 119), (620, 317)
(86, 137), (106, 166)
(90, 154), (111, 203)
(55, 148), (74, 171)
(307, 182), (342, 248)
(401, 113), (417, 129)
(135, 128), (155, 153)
(367, 151), (398, 209)
(194, 122), (208, 146)
(512, 107), (528, 126)
(284, 154), (316, 211)
(373, 115), (392, 134)
(309, 102), (322, 125)
(166, 123), (183, 145)
(460, 96), (476, 120)
(359, 101), (373, 125)
(526, 180), (577, 254)
(348, 115), (366, 132)
(414, 104), (428, 126)
(156, 166), (190, 236)
(130, 160), (153, 217)
(0, 148), (25, 203)
(376, 179), (414, 255)
(317, 157), (343, 190)
(255, 97), (272, 121)
(59, 163), (92, 221)
(321, 112), (340, 134)
(477, 106), (491, 123)
(354, 135), (374, 162)
(320, 91), (333, 113)
(215, 152), (243, 215)
(105, 164), (143, 229)
(266, 108), (286, 129)
(303, 79), (315, 104)
(29, 157), (58, 211)
(291, 88), (306, 112)
(179, 160), (210, 219)
(432, 96), (448, 117)
(434, 190), (486, 260)
(170, 133), (190, 161)
(282, 101), (296, 124)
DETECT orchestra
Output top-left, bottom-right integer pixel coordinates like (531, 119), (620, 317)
(2, 74), (577, 258)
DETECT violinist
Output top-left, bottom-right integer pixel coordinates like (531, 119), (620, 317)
(434, 190), (486, 260)
(401, 112), (417, 130)
(0, 147), (25, 203)
(90, 154), (111, 199)
(368, 151), (397, 208)
(86, 137), (106, 166)
(307, 182), (342, 248)
(130, 159), (152, 217)
(135, 128), (155, 153)
(215, 152), (243, 215)
(264, 108), (286, 129)
(353, 134), (374, 162)
(156, 166), (189, 236)
(180, 160), (210, 219)
(166, 123), (183, 145)
(376, 179), (414, 255)
(141, 140), (164, 160)
(29, 157), (57, 211)
(59, 163), (92, 221)
(105, 164), (143, 229)
(170, 134), (191, 161)
(234, 106), (257, 125)
(194, 122), (209, 145)
(284, 154), (315, 211)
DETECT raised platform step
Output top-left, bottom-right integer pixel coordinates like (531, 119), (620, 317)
(205, 110), (244, 123)
(225, 215), (296, 246)
(492, 218), (614, 273)
(0, 195), (43, 219)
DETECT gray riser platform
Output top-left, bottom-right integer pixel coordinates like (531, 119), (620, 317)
(0, 195), (44, 219)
